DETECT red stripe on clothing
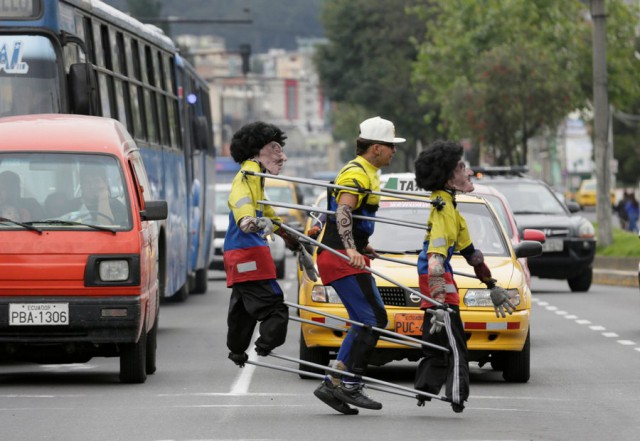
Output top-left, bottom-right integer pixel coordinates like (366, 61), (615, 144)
(316, 249), (370, 285)
(224, 246), (276, 287)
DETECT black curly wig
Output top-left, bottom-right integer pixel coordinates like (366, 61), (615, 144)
(414, 140), (463, 191)
(229, 121), (287, 163)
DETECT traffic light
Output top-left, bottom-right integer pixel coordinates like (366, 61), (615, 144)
(239, 44), (251, 76)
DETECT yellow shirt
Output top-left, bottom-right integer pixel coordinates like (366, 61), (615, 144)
(425, 190), (472, 256)
(228, 160), (281, 226)
(334, 155), (380, 208)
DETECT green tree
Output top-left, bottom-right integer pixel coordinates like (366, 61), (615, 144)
(412, 0), (589, 166)
(314, 0), (438, 171)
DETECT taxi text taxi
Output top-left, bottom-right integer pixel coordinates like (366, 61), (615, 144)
(297, 187), (541, 383)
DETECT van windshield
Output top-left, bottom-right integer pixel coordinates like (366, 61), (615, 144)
(0, 153), (132, 230)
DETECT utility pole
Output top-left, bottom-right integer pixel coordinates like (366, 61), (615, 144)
(591, 0), (612, 246)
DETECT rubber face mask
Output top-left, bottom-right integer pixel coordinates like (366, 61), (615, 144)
(256, 141), (287, 175)
(446, 160), (474, 193)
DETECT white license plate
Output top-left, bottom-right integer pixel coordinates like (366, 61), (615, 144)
(541, 238), (564, 253)
(9, 303), (69, 326)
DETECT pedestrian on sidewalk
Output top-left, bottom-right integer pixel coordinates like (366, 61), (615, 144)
(625, 193), (639, 233)
(313, 116), (405, 414)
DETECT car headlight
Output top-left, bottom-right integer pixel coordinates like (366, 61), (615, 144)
(464, 288), (520, 307)
(99, 260), (130, 281)
(311, 285), (342, 303)
(577, 220), (595, 238)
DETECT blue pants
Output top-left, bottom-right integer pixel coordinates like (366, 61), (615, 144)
(331, 273), (387, 377)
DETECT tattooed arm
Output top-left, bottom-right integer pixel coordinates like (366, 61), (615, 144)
(335, 192), (365, 269)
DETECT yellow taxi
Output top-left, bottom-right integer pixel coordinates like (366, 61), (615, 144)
(264, 177), (307, 231)
(574, 179), (615, 208)
(297, 189), (541, 383)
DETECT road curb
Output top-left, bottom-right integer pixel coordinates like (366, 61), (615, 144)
(593, 268), (638, 288)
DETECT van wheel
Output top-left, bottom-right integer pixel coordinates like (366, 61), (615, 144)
(298, 330), (329, 379)
(120, 325), (147, 383)
(568, 268), (592, 292)
(146, 316), (158, 375)
(192, 268), (208, 294)
(502, 330), (530, 383)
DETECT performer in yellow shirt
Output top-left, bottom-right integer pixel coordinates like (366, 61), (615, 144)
(413, 140), (515, 413)
(314, 117), (405, 414)
(224, 122), (314, 367)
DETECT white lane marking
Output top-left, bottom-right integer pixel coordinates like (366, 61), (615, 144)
(229, 329), (260, 395)
(535, 299), (638, 353)
(617, 340), (636, 346)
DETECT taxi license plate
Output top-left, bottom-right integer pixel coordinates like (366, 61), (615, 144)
(9, 303), (69, 326)
(394, 313), (423, 336)
(541, 238), (563, 253)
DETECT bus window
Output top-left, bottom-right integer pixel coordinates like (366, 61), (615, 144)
(0, 35), (60, 116)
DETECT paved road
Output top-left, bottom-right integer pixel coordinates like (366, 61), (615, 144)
(1, 257), (639, 441)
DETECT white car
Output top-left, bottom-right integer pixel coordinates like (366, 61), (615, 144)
(212, 183), (287, 279)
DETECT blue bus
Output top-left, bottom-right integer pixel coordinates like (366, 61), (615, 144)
(0, 0), (215, 301)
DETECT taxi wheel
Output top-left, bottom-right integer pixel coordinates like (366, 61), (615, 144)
(298, 331), (330, 379)
(502, 330), (530, 383)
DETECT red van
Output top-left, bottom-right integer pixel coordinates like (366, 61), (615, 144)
(0, 114), (167, 383)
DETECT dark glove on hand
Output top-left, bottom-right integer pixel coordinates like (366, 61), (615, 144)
(276, 228), (301, 251)
(489, 285), (516, 318)
(297, 246), (318, 282)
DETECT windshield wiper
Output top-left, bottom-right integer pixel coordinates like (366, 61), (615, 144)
(26, 219), (117, 234)
(0, 217), (43, 234)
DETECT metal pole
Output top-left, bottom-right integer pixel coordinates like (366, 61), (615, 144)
(269, 352), (449, 402)
(289, 316), (422, 349)
(275, 221), (450, 312)
(245, 359), (428, 400)
(370, 254), (478, 280)
(259, 199), (427, 230)
(287, 302), (445, 352)
(243, 170), (439, 205)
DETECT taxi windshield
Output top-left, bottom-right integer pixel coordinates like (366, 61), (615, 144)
(369, 201), (508, 256)
(0, 35), (61, 116)
(0, 153), (132, 230)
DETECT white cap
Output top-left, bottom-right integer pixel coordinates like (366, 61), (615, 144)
(358, 116), (406, 144)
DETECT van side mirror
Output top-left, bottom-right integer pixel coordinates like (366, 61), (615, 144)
(141, 200), (168, 221)
(68, 63), (97, 115)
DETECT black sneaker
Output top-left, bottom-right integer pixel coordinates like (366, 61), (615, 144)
(313, 380), (359, 415)
(228, 352), (248, 367)
(451, 402), (465, 413)
(333, 383), (382, 410)
(416, 394), (432, 407)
